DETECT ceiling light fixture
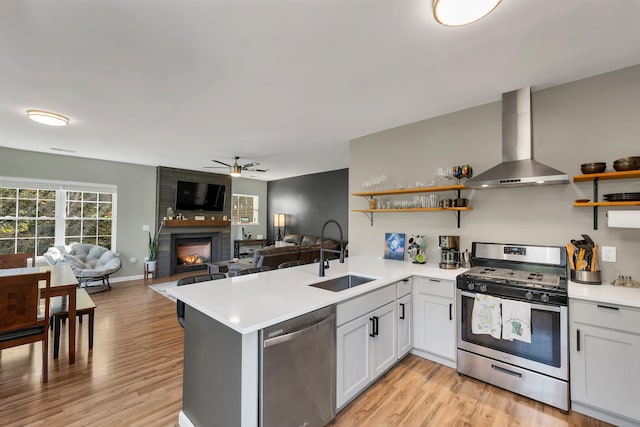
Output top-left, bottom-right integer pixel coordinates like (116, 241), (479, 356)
(230, 159), (242, 177)
(433, 0), (502, 27)
(26, 109), (69, 126)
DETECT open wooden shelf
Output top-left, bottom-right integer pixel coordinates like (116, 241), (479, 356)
(352, 207), (472, 213)
(573, 169), (640, 229)
(573, 170), (640, 182)
(352, 184), (468, 197)
(163, 219), (231, 227)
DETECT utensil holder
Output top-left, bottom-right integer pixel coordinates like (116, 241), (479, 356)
(571, 269), (601, 285)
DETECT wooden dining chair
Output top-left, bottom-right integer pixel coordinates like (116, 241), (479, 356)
(0, 271), (51, 382)
(0, 253), (35, 269)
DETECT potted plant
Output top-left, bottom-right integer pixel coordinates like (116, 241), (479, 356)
(146, 223), (163, 273)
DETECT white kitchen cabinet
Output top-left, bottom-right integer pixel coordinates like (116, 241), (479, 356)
(412, 276), (456, 368)
(336, 300), (397, 409)
(397, 293), (412, 359)
(570, 299), (640, 425)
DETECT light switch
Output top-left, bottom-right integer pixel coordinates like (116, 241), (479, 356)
(601, 246), (616, 262)
(142, 224), (150, 231)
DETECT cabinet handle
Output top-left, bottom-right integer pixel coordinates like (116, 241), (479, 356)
(597, 304), (620, 311)
(449, 303), (453, 321)
(401, 278), (410, 282)
(399, 303), (406, 320)
(369, 317), (376, 337)
(373, 316), (379, 336)
(429, 279), (441, 283)
(576, 329), (581, 352)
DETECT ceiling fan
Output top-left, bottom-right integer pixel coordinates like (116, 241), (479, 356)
(205, 156), (267, 177)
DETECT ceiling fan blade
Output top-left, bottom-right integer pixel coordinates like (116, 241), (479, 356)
(241, 162), (259, 169)
(203, 166), (228, 169)
(245, 168), (268, 173)
(212, 160), (231, 167)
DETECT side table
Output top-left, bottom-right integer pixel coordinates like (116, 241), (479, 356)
(233, 239), (268, 259)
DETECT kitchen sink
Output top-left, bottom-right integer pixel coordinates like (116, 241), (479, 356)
(309, 275), (376, 292)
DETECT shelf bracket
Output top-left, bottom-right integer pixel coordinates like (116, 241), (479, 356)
(593, 178), (598, 230)
(453, 188), (461, 228)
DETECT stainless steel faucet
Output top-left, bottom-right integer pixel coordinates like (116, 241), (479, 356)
(319, 219), (345, 277)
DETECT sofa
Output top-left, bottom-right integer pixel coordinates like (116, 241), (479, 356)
(228, 234), (344, 273)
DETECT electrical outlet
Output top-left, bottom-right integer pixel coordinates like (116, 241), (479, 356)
(142, 224), (150, 231)
(601, 246), (617, 262)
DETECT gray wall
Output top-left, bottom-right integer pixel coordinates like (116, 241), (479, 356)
(268, 169), (349, 242)
(349, 65), (640, 283)
(0, 147), (156, 279)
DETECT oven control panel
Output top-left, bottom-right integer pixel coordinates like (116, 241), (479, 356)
(457, 276), (567, 305)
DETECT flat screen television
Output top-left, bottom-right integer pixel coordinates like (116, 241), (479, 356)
(175, 180), (226, 211)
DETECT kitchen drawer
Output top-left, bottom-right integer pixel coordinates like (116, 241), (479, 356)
(396, 277), (412, 298)
(413, 276), (454, 299)
(337, 284), (396, 327)
(571, 299), (640, 334)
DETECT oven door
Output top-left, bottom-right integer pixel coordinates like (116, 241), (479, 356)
(457, 289), (568, 380)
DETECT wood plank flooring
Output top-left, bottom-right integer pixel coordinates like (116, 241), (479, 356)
(0, 276), (612, 427)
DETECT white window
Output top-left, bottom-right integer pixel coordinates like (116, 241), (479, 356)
(231, 194), (259, 225)
(0, 177), (117, 258)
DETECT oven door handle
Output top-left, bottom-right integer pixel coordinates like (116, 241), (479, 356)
(459, 290), (562, 312)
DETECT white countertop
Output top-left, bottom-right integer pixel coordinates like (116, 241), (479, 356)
(167, 255), (463, 334)
(568, 280), (640, 308)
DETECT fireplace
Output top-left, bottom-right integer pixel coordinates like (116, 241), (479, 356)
(170, 233), (221, 275)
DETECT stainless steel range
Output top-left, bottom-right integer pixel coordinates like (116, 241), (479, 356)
(456, 242), (569, 412)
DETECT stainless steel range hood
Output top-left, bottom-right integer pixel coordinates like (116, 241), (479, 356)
(466, 87), (568, 188)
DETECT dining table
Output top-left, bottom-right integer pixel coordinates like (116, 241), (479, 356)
(0, 263), (79, 364)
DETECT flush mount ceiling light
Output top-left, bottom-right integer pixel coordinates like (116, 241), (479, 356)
(433, 0), (502, 27)
(26, 109), (69, 126)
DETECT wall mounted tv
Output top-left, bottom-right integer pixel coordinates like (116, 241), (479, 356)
(175, 181), (226, 211)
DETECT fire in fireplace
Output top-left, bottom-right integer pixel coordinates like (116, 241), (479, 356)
(175, 238), (212, 273)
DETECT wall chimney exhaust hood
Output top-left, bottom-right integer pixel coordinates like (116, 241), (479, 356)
(466, 87), (568, 188)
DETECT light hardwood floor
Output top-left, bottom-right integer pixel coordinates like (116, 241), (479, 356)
(0, 276), (612, 427)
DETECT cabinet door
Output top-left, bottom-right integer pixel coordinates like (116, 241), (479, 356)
(336, 315), (371, 409)
(413, 288), (455, 361)
(571, 322), (640, 420)
(370, 301), (397, 379)
(397, 294), (412, 358)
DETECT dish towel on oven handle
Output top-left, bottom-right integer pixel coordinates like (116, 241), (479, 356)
(471, 294), (502, 339)
(501, 299), (532, 343)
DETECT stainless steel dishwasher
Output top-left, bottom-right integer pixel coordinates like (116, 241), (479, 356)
(260, 305), (336, 427)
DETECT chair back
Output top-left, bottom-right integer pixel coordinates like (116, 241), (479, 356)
(278, 260), (306, 269)
(0, 271), (51, 382)
(0, 253), (35, 269)
(229, 266), (272, 277)
(176, 273), (227, 327)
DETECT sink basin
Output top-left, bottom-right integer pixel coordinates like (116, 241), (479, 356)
(309, 275), (376, 292)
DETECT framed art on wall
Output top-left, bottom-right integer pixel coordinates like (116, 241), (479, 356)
(384, 233), (405, 260)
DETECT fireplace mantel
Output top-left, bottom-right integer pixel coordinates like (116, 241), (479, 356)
(164, 219), (231, 227)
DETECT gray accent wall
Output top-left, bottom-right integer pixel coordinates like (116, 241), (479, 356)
(267, 169), (349, 242)
(0, 147), (156, 279)
(349, 65), (640, 283)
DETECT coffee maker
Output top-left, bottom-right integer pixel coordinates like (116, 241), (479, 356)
(438, 235), (460, 269)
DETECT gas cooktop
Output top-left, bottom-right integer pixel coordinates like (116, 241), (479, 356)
(462, 266), (563, 290)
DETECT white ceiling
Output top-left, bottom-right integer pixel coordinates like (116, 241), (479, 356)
(2, 1), (640, 181)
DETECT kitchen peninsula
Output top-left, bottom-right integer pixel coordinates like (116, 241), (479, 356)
(168, 256), (640, 427)
(167, 256), (461, 427)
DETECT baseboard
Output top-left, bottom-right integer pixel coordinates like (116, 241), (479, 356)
(571, 401), (640, 427)
(110, 274), (146, 283)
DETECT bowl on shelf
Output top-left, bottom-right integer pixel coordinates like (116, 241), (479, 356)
(454, 198), (469, 207)
(580, 162), (606, 174)
(613, 156), (640, 171)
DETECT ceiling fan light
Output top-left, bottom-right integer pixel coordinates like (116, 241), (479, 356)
(230, 164), (242, 177)
(433, 0), (502, 27)
(26, 109), (69, 126)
